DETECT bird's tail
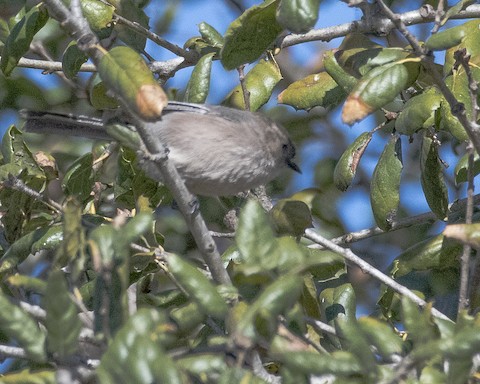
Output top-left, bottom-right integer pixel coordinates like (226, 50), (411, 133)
(20, 110), (112, 141)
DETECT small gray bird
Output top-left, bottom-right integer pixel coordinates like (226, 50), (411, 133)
(21, 102), (301, 196)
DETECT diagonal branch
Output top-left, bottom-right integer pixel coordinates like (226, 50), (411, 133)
(304, 228), (452, 322)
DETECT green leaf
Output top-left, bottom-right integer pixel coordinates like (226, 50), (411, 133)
(89, 75), (120, 110)
(0, 4), (48, 76)
(270, 199), (313, 236)
(107, 0), (149, 50)
(61, 152), (94, 202)
(357, 317), (403, 358)
(62, 41), (88, 80)
(444, 20), (480, 74)
(224, 56), (282, 111)
(221, 0), (282, 70)
(322, 286), (375, 375)
(235, 200), (277, 265)
(342, 60), (420, 124)
(185, 52), (215, 103)
(425, 24), (466, 51)
(278, 71), (346, 110)
(235, 274), (303, 342)
(0, 226), (63, 274)
(198, 22), (224, 48)
(176, 354), (227, 380)
(334, 131), (373, 191)
(401, 297), (439, 345)
(167, 253), (228, 320)
(442, 66), (480, 141)
(276, 0), (320, 33)
(444, 223), (480, 249)
(323, 49), (358, 93)
(169, 302), (206, 335)
(120, 212), (153, 246)
(60, 197), (87, 280)
(0, 18), (10, 47)
(440, 100), (468, 142)
(335, 315), (376, 375)
(390, 234), (462, 278)
(395, 87), (443, 136)
(0, 293), (46, 362)
(2, 125), (43, 176)
(98, 46), (167, 120)
(420, 134), (449, 220)
(90, 214), (152, 335)
(0, 369), (55, 383)
(97, 308), (182, 384)
(454, 151), (480, 184)
(114, 147), (162, 209)
(442, 0), (476, 26)
(80, 0), (114, 37)
(6, 274), (47, 294)
(370, 136), (403, 231)
(0, 126), (47, 242)
(304, 248), (346, 282)
(44, 270), (83, 357)
(62, 0), (114, 38)
(233, 210), (306, 283)
(272, 350), (362, 376)
(336, 46), (411, 77)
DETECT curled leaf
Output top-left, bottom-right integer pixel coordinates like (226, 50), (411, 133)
(370, 136), (403, 231)
(420, 135), (448, 220)
(221, 0), (282, 70)
(98, 46), (168, 120)
(278, 71), (346, 110)
(342, 61), (420, 124)
(334, 131), (372, 191)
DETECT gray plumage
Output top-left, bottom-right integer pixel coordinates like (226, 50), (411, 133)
(21, 102), (300, 196)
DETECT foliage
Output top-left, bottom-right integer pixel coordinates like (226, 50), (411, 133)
(0, 0), (479, 383)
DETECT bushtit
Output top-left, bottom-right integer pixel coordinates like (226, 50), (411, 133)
(21, 102), (301, 196)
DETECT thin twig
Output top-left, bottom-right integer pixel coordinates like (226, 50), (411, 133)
(458, 146), (474, 315)
(0, 344), (28, 359)
(431, 0), (445, 33)
(19, 301), (46, 320)
(113, 14), (196, 62)
(455, 49), (478, 316)
(3, 174), (62, 213)
(279, 4), (480, 48)
(237, 64), (250, 111)
(209, 231), (235, 238)
(304, 228), (452, 322)
(305, 317), (337, 337)
(317, 193), (480, 247)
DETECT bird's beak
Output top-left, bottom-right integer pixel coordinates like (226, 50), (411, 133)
(287, 159), (302, 174)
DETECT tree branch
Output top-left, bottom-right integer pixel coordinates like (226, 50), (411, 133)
(304, 228), (452, 322)
(6, 6), (480, 83)
(279, 4), (480, 48)
(318, 193), (480, 246)
(113, 14), (196, 62)
(0, 344), (28, 359)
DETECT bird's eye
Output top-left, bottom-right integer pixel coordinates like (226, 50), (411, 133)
(282, 142), (295, 157)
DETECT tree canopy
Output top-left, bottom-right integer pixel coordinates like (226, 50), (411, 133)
(0, 0), (480, 383)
